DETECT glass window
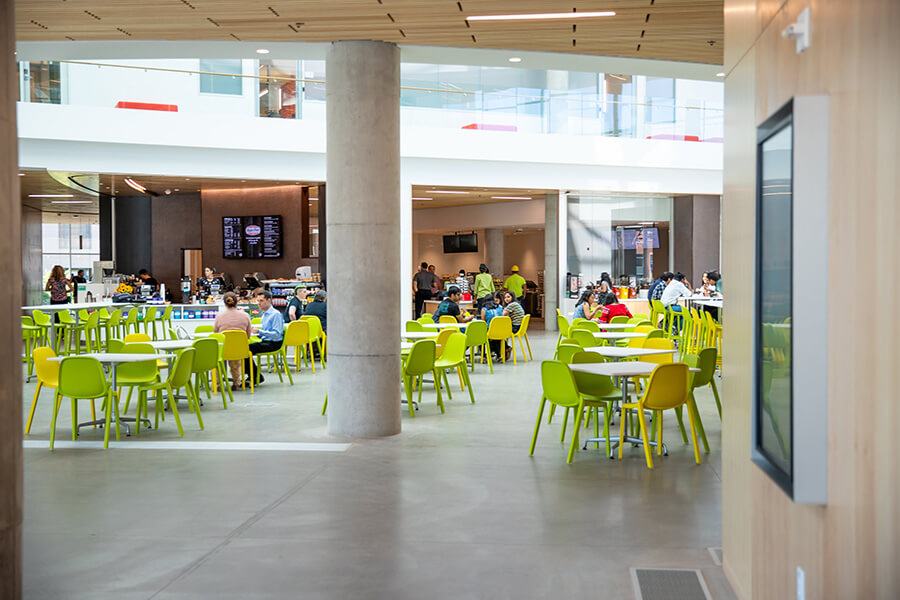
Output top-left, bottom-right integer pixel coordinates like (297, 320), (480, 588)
(23, 61), (62, 104)
(42, 214), (100, 283)
(199, 59), (243, 95)
(258, 60), (297, 118)
(646, 77), (676, 124)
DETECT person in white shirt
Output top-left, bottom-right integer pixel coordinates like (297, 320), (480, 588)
(455, 269), (470, 294)
(660, 272), (693, 332)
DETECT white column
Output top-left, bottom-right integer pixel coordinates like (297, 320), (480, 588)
(544, 193), (559, 330)
(400, 177), (413, 322)
(485, 228), (505, 280)
(326, 41), (401, 437)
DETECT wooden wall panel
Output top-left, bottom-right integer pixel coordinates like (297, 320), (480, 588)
(150, 193), (202, 295)
(723, 0), (900, 598)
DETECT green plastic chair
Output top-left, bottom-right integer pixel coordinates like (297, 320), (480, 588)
(253, 337), (291, 384)
(76, 311), (102, 354)
(555, 314), (570, 352)
(104, 309), (124, 348)
(117, 342), (161, 418)
(300, 315), (327, 368)
(576, 320), (601, 332)
(123, 308), (140, 336)
(405, 320), (425, 332)
(208, 333), (233, 404)
(141, 306), (159, 339)
(281, 320), (314, 375)
(681, 353), (711, 453)
(645, 329), (665, 340)
(463, 320), (490, 372)
(194, 324), (214, 334)
(51, 356), (119, 450)
(650, 299), (666, 330)
(529, 360), (584, 463)
(192, 337), (229, 409)
(56, 309), (81, 354)
(571, 351), (625, 455)
(32, 309), (53, 347)
(571, 329), (597, 349)
(434, 332), (474, 404)
(609, 315), (629, 324)
(402, 339), (443, 417)
(136, 347), (201, 435)
(22, 316), (41, 379)
(545, 343), (581, 425)
(417, 315), (433, 324)
(694, 346), (722, 419)
(106, 339), (125, 353)
(160, 305), (174, 337)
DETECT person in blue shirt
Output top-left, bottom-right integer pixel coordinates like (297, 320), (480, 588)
(572, 289), (600, 320)
(246, 289), (284, 385)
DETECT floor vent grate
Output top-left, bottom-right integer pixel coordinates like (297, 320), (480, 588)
(632, 568), (712, 600)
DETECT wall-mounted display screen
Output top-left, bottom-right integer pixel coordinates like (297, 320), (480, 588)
(223, 215), (283, 259)
(754, 101), (793, 494)
(443, 233), (478, 254)
(621, 227), (660, 250)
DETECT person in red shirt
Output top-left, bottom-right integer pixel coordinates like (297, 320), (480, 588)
(598, 292), (633, 323)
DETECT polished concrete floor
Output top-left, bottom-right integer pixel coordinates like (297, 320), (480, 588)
(21, 330), (736, 600)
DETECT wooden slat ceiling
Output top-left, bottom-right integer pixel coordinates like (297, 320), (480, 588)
(16, 0), (724, 64)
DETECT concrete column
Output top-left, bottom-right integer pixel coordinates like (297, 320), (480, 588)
(0, 0), (23, 593)
(544, 193), (559, 330)
(326, 41), (401, 438)
(485, 228), (505, 280)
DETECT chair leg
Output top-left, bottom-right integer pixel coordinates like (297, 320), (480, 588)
(462, 366), (475, 404)
(685, 400), (702, 464)
(433, 369), (445, 413)
(547, 403), (556, 424)
(25, 381), (42, 434)
(656, 411), (664, 456)
(486, 344), (493, 373)
(636, 406), (653, 468)
(674, 406), (689, 443)
(442, 369), (453, 400)
(566, 404), (584, 463)
(592, 406), (600, 448)
(560, 407), (570, 441)
(524, 334), (533, 360)
(71, 398), (78, 441)
(603, 404), (612, 457)
(689, 392), (710, 452)
(49, 392), (61, 450)
(166, 384), (185, 436)
(186, 382), (204, 430)
(404, 376), (416, 417)
(529, 398), (547, 455)
(321, 393), (328, 415)
(710, 379), (722, 420)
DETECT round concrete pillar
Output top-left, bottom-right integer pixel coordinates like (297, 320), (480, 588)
(326, 41), (401, 437)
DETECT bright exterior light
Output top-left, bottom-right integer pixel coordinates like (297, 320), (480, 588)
(50, 200), (92, 204)
(508, 57), (522, 63)
(429, 190), (468, 194)
(467, 11), (615, 21)
(491, 196), (532, 200)
(256, 48), (270, 54)
(28, 194), (74, 198)
(124, 178), (147, 193)
(412, 197), (433, 201)
(716, 72), (725, 77)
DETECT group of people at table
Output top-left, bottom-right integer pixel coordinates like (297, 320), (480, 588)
(413, 262), (527, 320)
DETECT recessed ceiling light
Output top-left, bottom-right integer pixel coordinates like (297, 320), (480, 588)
(174, 188), (180, 192)
(467, 11), (615, 21)
(29, 194), (74, 198)
(429, 190), (468, 194)
(716, 72), (725, 77)
(492, 196), (532, 200)
(18, 173), (25, 176)
(256, 48), (270, 54)
(124, 178), (147, 193)
(412, 197), (433, 201)
(50, 200), (91, 204)
(508, 57), (522, 63)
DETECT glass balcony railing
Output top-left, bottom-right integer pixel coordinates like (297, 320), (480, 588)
(17, 59), (724, 142)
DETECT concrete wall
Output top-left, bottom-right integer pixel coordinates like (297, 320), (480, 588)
(503, 230), (544, 281)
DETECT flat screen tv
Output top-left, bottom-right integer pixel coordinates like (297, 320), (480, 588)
(223, 215), (283, 259)
(443, 233), (478, 254)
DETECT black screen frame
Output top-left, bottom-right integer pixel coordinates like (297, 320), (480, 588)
(752, 98), (795, 497)
(222, 215), (283, 260)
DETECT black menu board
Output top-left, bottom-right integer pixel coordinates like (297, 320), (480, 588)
(223, 215), (282, 259)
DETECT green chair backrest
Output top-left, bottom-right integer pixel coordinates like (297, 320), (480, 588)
(194, 325), (214, 333)
(144, 306), (157, 322)
(571, 318), (587, 327)
(118, 343), (159, 382)
(302, 315), (323, 340)
(32, 309), (51, 327)
(688, 347), (718, 388)
(58, 356), (108, 398)
(84, 310), (100, 329)
(222, 330), (251, 361)
(209, 333), (226, 360)
(464, 320), (487, 346)
(540, 361), (581, 408)
(439, 333), (467, 364)
(78, 309), (90, 323)
(645, 329), (665, 340)
(404, 340), (436, 377)
(486, 316), (513, 339)
(191, 338), (219, 373)
(632, 313), (649, 321)
(641, 363), (689, 411)
(22, 315), (35, 327)
(57, 310), (76, 325)
(33, 347), (59, 386)
(417, 315), (433, 324)
(609, 315), (629, 324)
(106, 309), (123, 327)
(107, 339), (125, 353)
(283, 320), (311, 346)
(571, 351), (617, 397)
(161, 305), (173, 320)
(405, 320), (425, 332)
(124, 310), (139, 327)
(556, 343), (581, 364)
(571, 329), (595, 348)
(576, 319), (600, 332)
(168, 348), (196, 388)
(556, 314), (570, 337)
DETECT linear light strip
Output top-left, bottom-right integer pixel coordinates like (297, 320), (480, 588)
(467, 11), (615, 21)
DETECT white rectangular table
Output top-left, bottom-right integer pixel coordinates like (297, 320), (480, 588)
(420, 323), (466, 329)
(147, 339), (195, 351)
(401, 331), (440, 339)
(50, 353), (175, 434)
(583, 347), (677, 361)
(591, 331), (647, 341)
(596, 323), (638, 330)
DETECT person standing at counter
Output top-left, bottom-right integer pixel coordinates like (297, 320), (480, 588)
(214, 292), (253, 391)
(597, 272), (615, 296)
(46, 266), (73, 315)
(473, 263), (495, 310)
(304, 289), (327, 333)
(284, 285), (308, 322)
(246, 290), (284, 386)
(413, 262), (436, 319)
(428, 264), (442, 298)
(455, 270), (470, 295)
(504, 265), (526, 304)
(70, 269), (87, 302)
(197, 266), (224, 295)
(137, 269), (159, 291)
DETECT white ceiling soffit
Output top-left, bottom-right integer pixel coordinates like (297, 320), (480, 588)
(16, 41), (723, 81)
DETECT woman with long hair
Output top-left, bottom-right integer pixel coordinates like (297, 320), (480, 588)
(45, 265), (73, 306)
(573, 288), (600, 320)
(597, 272), (614, 296)
(214, 292), (253, 391)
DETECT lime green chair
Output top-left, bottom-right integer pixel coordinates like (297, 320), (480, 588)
(192, 337), (229, 409)
(32, 309), (53, 347)
(513, 314), (534, 361)
(22, 316), (41, 379)
(402, 339), (443, 417)
(571, 329), (597, 349)
(51, 356), (119, 450)
(117, 343), (161, 419)
(575, 320), (601, 332)
(650, 299), (666, 330)
(417, 315), (433, 324)
(681, 353), (711, 453)
(632, 313), (649, 321)
(194, 324), (214, 334)
(486, 316), (515, 367)
(26, 347), (72, 434)
(55, 309), (82, 354)
(78, 308), (91, 325)
(160, 305), (174, 337)
(123, 308), (140, 336)
(103, 309), (124, 348)
(555, 314), (570, 353)
(619, 363), (700, 468)
(529, 361), (584, 463)
(434, 332), (474, 404)
(141, 306), (160, 340)
(645, 329), (665, 340)
(75, 311), (102, 354)
(208, 333), (233, 404)
(253, 337), (291, 384)
(136, 347), (201, 435)
(571, 351), (626, 456)
(405, 320), (425, 332)
(106, 339), (125, 353)
(463, 320), (489, 372)
(609, 315), (629, 325)
(545, 343), (581, 426)
(300, 315), (327, 368)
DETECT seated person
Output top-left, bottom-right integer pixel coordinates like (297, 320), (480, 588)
(660, 272), (693, 332)
(648, 272), (673, 304)
(284, 285), (308, 323)
(480, 291), (504, 326)
(432, 286), (474, 323)
(598, 293), (633, 322)
(502, 290), (524, 333)
(303, 289), (328, 333)
(245, 290), (284, 385)
(214, 292), (253, 391)
(572, 289), (601, 320)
